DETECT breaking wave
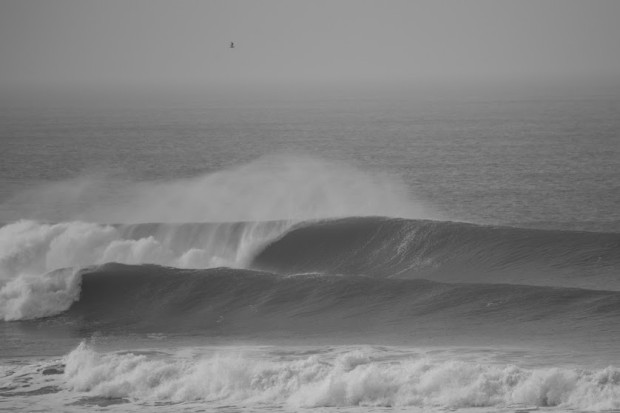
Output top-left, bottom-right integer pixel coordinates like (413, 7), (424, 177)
(0, 219), (290, 320)
(1, 216), (619, 322)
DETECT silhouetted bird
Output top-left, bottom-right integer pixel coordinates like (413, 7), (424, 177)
(230, 42), (235, 49)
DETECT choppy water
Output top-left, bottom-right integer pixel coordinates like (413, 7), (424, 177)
(1, 88), (619, 411)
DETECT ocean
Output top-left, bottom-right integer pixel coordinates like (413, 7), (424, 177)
(1, 85), (620, 412)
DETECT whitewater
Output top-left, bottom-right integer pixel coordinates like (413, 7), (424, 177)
(1, 92), (620, 412)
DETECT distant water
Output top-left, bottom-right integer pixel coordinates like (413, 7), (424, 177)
(1, 90), (619, 229)
(1, 88), (620, 412)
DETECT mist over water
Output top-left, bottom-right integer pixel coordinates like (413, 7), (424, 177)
(55, 343), (620, 410)
(3, 154), (430, 223)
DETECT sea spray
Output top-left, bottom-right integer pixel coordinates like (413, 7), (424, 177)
(3, 216), (620, 322)
(5, 155), (431, 223)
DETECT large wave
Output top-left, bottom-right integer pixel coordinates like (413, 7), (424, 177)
(2, 156), (619, 326)
(2, 216), (620, 322)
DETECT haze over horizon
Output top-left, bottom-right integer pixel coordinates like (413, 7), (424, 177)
(1, 0), (619, 97)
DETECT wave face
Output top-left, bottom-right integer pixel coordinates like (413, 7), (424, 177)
(253, 217), (620, 290)
(21, 263), (620, 348)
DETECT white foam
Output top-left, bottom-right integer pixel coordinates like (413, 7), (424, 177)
(57, 344), (620, 410)
(0, 267), (80, 321)
(0, 219), (289, 320)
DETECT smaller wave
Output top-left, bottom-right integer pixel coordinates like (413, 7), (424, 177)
(7, 343), (620, 410)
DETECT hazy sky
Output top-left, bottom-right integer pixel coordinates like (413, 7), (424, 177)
(1, 0), (619, 91)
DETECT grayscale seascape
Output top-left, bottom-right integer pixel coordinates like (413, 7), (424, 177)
(1, 2), (620, 412)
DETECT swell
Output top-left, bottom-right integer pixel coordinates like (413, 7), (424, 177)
(46, 263), (620, 343)
(252, 217), (620, 291)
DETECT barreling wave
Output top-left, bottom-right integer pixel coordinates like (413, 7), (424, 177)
(2, 216), (620, 322)
(253, 216), (620, 290)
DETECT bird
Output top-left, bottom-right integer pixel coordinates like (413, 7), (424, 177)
(230, 42), (235, 49)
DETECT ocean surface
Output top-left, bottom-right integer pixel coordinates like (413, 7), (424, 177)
(1, 86), (620, 412)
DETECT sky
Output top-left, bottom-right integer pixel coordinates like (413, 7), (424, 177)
(1, 0), (619, 93)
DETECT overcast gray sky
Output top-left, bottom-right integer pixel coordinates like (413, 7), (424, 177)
(1, 0), (619, 91)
